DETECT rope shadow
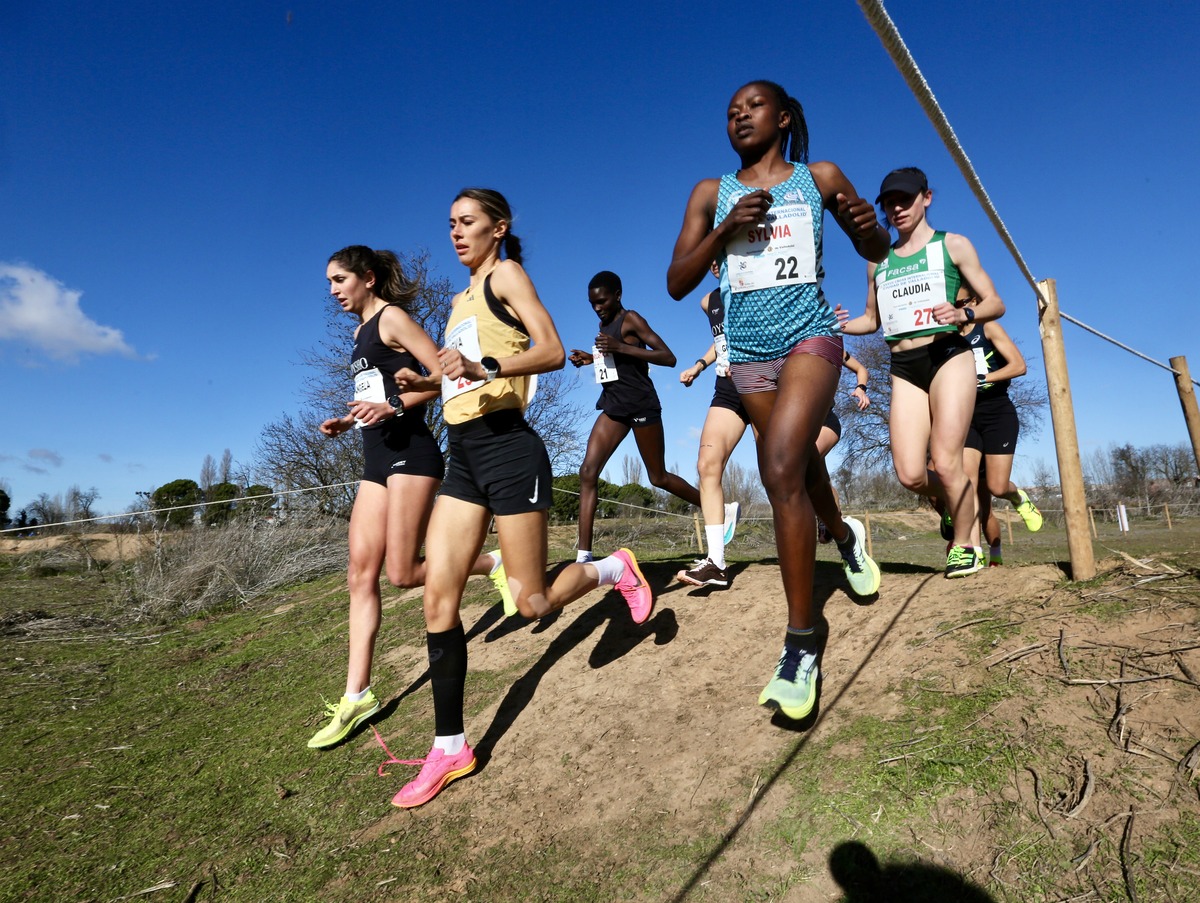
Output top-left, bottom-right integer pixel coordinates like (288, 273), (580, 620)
(668, 572), (941, 903)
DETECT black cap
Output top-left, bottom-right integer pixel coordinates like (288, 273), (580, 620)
(876, 170), (928, 203)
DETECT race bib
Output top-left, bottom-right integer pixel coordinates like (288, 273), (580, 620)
(441, 316), (485, 402)
(352, 367), (386, 429)
(726, 197), (817, 294)
(875, 241), (948, 338)
(713, 331), (729, 377)
(592, 345), (618, 384)
(972, 347), (989, 381)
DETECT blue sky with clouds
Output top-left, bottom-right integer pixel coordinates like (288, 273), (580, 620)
(2, 1), (1197, 518)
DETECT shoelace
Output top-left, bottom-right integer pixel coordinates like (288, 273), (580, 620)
(947, 546), (973, 567)
(372, 726), (428, 777)
(776, 646), (804, 682)
(839, 540), (864, 573)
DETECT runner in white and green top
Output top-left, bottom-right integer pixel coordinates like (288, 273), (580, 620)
(838, 167), (1007, 579)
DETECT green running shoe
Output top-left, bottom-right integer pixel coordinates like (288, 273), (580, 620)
(939, 511), (954, 542)
(837, 516), (881, 596)
(758, 645), (819, 720)
(488, 551), (517, 617)
(1014, 489), (1043, 532)
(945, 545), (982, 579)
(307, 690), (380, 749)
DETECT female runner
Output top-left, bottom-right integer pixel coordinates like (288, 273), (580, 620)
(956, 286), (1043, 564)
(839, 167), (1005, 577)
(668, 80), (885, 722)
(308, 246), (510, 750)
(388, 189), (652, 808)
(674, 266), (752, 588)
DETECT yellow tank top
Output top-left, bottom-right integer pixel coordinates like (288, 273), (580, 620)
(442, 273), (534, 425)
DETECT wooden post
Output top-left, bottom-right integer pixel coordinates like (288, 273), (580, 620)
(1037, 279), (1095, 580)
(1169, 356), (1200, 478)
(863, 510), (873, 558)
(1004, 507), (1013, 545)
(693, 511), (703, 551)
(1164, 504), (1172, 530)
(1088, 506), (1097, 538)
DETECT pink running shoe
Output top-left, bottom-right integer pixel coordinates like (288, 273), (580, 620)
(390, 743), (477, 809)
(612, 548), (653, 624)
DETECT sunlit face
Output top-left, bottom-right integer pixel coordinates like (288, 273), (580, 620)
(449, 197), (507, 269)
(326, 262), (375, 315)
(726, 83), (787, 152)
(879, 190), (932, 233)
(588, 285), (622, 325)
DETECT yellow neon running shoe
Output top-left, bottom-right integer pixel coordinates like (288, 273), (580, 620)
(307, 690), (380, 749)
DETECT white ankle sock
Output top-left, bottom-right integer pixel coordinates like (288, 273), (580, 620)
(576, 549), (593, 563)
(433, 733), (465, 755)
(346, 686), (370, 703)
(591, 554), (624, 586)
(705, 524), (726, 568)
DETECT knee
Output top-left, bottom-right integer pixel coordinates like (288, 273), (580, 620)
(760, 458), (803, 500)
(578, 461), (601, 485)
(384, 562), (422, 589)
(696, 453), (721, 484)
(347, 560), (380, 594)
(645, 467), (670, 488)
(894, 467), (926, 494)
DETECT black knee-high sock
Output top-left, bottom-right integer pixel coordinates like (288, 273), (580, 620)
(427, 624), (467, 737)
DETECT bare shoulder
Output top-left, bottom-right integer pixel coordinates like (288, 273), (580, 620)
(806, 160), (851, 198)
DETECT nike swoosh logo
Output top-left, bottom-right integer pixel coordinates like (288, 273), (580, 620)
(529, 477), (539, 504)
(1002, 443), (1010, 448)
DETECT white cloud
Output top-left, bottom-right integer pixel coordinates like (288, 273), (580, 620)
(28, 448), (63, 468)
(0, 263), (138, 362)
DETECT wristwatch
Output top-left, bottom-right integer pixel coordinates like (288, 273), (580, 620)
(386, 395), (404, 416)
(480, 356), (500, 382)
(963, 307), (976, 323)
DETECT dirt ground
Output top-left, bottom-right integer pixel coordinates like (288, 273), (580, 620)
(355, 547), (1199, 900)
(8, 529), (1198, 899)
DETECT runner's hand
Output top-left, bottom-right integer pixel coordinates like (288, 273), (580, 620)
(568, 348), (594, 368)
(835, 193), (878, 241)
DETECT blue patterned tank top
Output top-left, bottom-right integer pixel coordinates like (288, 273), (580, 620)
(714, 164), (835, 362)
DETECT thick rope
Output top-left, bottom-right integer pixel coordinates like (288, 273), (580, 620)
(855, 0), (1196, 386)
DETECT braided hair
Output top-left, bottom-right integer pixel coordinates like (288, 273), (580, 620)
(745, 80), (810, 163)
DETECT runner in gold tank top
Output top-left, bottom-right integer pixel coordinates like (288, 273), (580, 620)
(384, 188), (656, 809)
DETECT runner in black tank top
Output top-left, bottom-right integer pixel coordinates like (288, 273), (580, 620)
(955, 288), (1043, 565)
(568, 270), (701, 562)
(306, 246), (507, 752)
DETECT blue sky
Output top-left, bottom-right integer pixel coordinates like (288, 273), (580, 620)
(2, 1), (1197, 519)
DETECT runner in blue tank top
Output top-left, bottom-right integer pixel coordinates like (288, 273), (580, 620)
(667, 80), (889, 723)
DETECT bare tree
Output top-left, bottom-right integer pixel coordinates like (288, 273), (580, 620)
(620, 454), (644, 487)
(219, 448), (233, 484)
(199, 455), (217, 494)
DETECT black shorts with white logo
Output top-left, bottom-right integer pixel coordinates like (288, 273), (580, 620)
(441, 409), (553, 515)
(361, 417), (445, 486)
